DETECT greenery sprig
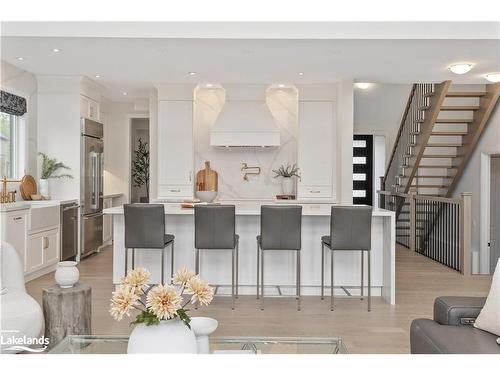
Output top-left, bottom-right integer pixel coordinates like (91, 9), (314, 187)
(38, 152), (73, 179)
(272, 163), (300, 178)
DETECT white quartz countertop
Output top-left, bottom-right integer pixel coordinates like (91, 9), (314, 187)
(104, 202), (394, 217)
(0, 199), (78, 212)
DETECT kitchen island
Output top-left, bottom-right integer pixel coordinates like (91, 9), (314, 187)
(104, 202), (396, 304)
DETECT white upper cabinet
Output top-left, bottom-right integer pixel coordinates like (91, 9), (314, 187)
(80, 95), (100, 121)
(297, 101), (336, 200)
(157, 100), (194, 199)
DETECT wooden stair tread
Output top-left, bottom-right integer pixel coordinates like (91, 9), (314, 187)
(440, 105), (480, 111)
(411, 175), (453, 178)
(426, 143), (462, 147)
(445, 91), (486, 97)
(410, 184), (449, 188)
(431, 131), (468, 136)
(434, 119), (472, 123)
(421, 154), (459, 158)
(418, 165), (458, 169)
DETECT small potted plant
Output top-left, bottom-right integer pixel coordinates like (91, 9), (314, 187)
(38, 152), (73, 197)
(273, 163), (300, 195)
(109, 267), (214, 353)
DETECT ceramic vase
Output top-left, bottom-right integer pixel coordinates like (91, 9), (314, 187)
(39, 179), (49, 197)
(127, 319), (197, 354)
(55, 261), (79, 288)
(191, 317), (218, 354)
(281, 177), (294, 195)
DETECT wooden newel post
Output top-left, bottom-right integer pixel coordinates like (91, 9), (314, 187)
(460, 192), (472, 276)
(409, 190), (417, 252)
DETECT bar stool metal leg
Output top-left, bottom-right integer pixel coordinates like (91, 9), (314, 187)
(361, 250), (364, 300)
(231, 249), (235, 310)
(195, 248), (200, 310)
(260, 249), (264, 311)
(124, 248), (128, 277)
(170, 241), (175, 281)
(256, 240), (260, 299)
(161, 247), (165, 284)
(321, 243), (325, 300)
(368, 251), (371, 312)
(297, 251), (301, 311)
(131, 248), (135, 270)
(330, 249), (334, 311)
(235, 241), (239, 299)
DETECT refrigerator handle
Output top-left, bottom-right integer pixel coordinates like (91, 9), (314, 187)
(91, 152), (99, 210)
(98, 152), (104, 210)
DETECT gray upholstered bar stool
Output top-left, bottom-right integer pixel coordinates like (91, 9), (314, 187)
(123, 204), (175, 284)
(257, 205), (302, 311)
(194, 204), (239, 310)
(321, 206), (372, 311)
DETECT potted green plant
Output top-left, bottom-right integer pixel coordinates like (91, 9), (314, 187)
(272, 163), (300, 195)
(38, 152), (73, 197)
(131, 138), (150, 202)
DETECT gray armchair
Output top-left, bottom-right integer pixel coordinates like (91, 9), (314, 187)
(410, 296), (500, 354)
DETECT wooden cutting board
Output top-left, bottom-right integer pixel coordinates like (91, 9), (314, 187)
(196, 161), (218, 191)
(20, 175), (37, 200)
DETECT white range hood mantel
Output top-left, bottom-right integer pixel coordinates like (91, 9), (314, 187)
(210, 100), (281, 147)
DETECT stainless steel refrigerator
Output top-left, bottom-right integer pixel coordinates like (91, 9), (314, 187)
(80, 118), (104, 258)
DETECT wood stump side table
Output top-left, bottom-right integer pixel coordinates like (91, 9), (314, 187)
(42, 283), (92, 349)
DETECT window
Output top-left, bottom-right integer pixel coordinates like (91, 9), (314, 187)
(0, 111), (21, 178)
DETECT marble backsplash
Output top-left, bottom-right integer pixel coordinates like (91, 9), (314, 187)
(194, 86), (298, 200)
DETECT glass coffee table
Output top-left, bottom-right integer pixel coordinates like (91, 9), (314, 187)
(49, 335), (347, 354)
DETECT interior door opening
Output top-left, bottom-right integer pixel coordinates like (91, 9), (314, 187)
(490, 156), (500, 274)
(130, 118), (150, 203)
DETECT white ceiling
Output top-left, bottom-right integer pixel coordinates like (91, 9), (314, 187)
(1, 34), (499, 101)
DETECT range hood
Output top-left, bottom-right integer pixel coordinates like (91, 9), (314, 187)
(210, 100), (280, 147)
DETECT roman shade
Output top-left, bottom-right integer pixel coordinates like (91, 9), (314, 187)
(0, 90), (27, 116)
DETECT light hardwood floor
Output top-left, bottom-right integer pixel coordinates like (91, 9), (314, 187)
(26, 244), (492, 354)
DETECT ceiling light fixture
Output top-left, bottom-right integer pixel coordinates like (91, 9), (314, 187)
(16, 57), (24, 61)
(448, 63), (474, 75)
(52, 48), (61, 53)
(205, 83), (214, 88)
(94, 74), (101, 79)
(188, 72), (197, 76)
(355, 82), (371, 89)
(298, 72), (304, 76)
(122, 92), (128, 96)
(485, 72), (500, 83)
(278, 84), (285, 88)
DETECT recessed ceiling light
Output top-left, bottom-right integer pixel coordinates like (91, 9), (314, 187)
(355, 82), (371, 89)
(298, 72), (304, 76)
(52, 48), (61, 53)
(485, 72), (500, 83)
(278, 84), (285, 88)
(448, 63), (474, 75)
(205, 83), (214, 88)
(122, 92), (128, 96)
(94, 74), (101, 79)
(16, 57), (24, 61)
(188, 72), (197, 76)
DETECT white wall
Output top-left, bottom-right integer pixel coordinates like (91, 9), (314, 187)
(453, 103), (500, 274)
(0, 60), (38, 178)
(102, 101), (148, 203)
(354, 83), (412, 169)
(337, 79), (354, 204)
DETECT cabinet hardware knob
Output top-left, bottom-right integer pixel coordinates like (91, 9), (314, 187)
(13, 216), (22, 221)
(170, 189), (181, 193)
(310, 190), (321, 193)
(43, 237), (49, 249)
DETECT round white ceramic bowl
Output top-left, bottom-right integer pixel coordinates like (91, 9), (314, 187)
(54, 261), (79, 288)
(196, 190), (218, 203)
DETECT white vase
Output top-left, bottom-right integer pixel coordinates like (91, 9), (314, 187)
(39, 179), (49, 197)
(281, 177), (294, 195)
(191, 317), (218, 354)
(54, 261), (79, 288)
(127, 319), (197, 354)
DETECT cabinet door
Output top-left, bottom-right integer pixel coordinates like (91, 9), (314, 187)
(42, 229), (60, 266)
(26, 233), (44, 273)
(103, 198), (112, 243)
(88, 99), (100, 121)
(158, 101), (193, 194)
(2, 210), (28, 272)
(80, 96), (89, 119)
(298, 101), (335, 189)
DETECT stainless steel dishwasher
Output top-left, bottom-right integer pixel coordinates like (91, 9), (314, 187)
(60, 202), (79, 261)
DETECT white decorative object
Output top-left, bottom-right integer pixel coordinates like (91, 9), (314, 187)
(38, 178), (49, 196)
(196, 190), (218, 203)
(127, 319), (197, 354)
(474, 259), (500, 336)
(281, 177), (294, 195)
(54, 261), (80, 288)
(191, 317), (218, 354)
(0, 242), (44, 353)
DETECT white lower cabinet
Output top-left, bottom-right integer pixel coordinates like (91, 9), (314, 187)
(26, 228), (60, 276)
(1, 209), (29, 271)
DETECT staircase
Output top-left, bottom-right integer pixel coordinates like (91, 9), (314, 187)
(385, 81), (500, 197)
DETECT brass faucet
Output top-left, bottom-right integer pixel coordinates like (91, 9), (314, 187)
(1, 176), (20, 203)
(241, 163), (261, 181)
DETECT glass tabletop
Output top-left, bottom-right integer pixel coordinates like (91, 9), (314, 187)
(49, 335), (347, 354)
